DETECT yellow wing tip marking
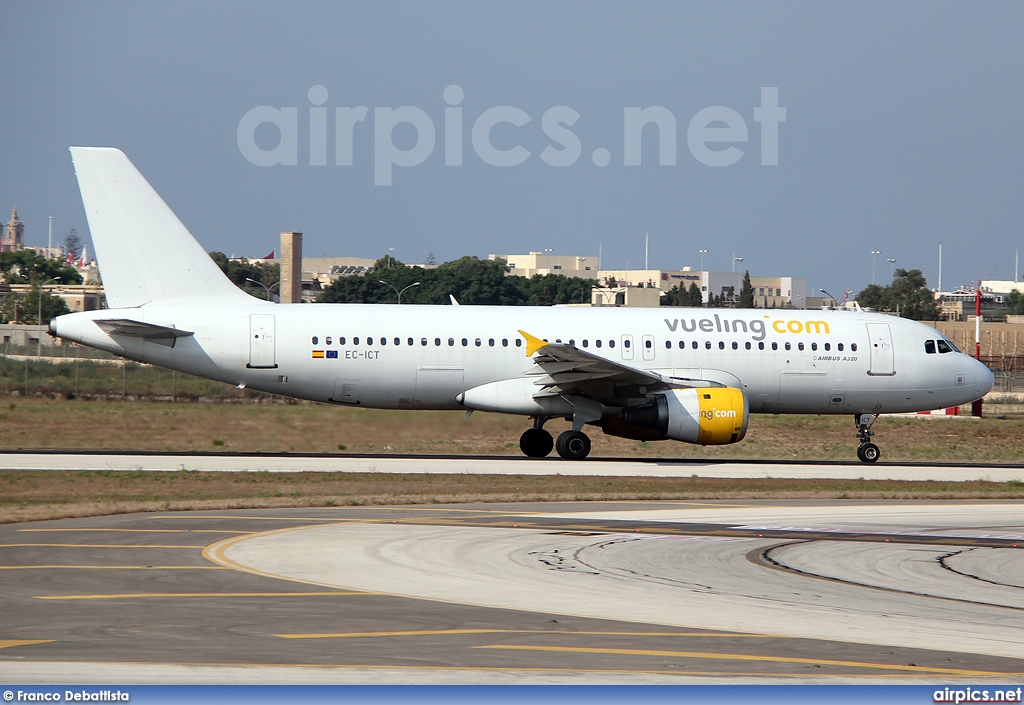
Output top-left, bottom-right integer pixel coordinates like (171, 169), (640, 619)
(517, 330), (547, 357)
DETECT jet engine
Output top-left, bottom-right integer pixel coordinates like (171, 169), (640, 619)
(602, 387), (749, 445)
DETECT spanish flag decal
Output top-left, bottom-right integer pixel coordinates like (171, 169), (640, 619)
(311, 350), (325, 358)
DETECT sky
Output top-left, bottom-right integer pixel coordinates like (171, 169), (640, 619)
(1, 1), (1022, 298)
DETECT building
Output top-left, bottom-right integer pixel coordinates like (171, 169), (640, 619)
(489, 252), (598, 279)
(598, 268), (702, 292)
(750, 276), (807, 309)
(590, 286), (662, 307)
(2, 207), (24, 252)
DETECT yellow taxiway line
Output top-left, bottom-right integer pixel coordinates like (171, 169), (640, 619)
(0, 640), (53, 650)
(475, 644), (1021, 677)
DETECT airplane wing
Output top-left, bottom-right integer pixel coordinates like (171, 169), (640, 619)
(95, 319), (194, 347)
(517, 330), (722, 401)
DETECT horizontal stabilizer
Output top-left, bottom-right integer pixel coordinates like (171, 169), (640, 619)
(95, 319), (194, 347)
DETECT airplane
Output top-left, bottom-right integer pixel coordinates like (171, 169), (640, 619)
(50, 147), (994, 463)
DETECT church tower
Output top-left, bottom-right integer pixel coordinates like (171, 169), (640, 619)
(2, 206), (24, 252)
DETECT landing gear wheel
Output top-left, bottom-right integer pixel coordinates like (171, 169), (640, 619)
(519, 428), (553, 458)
(555, 430), (592, 460)
(857, 443), (880, 463)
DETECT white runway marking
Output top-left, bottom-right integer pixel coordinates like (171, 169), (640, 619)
(2, 453), (1023, 482)
(219, 502), (1024, 660)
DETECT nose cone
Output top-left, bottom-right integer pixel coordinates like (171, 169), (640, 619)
(973, 357), (995, 398)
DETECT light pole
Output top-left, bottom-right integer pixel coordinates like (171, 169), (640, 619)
(387, 248), (395, 269)
(379, 280), (420, 303)
(245, 278), (281, 301)
(887, 258), (897, 281)
(699, 249), (708, 271)
(870, 250), (881, 285)
(37, 277), (60, 357)
(732, 256), (743, 273)
(819, 288), (837, 308)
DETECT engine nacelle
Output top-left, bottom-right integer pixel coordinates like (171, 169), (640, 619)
(602, 387), (748, 445)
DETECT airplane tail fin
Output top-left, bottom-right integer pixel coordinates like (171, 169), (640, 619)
(69, 147), (253, 308)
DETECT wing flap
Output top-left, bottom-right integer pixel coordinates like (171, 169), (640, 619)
(95, 318), (194, 346)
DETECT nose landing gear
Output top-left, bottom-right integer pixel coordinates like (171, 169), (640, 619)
(855, 413), (880, 463)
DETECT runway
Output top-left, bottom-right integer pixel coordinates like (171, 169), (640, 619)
(2, 499), (1024, 684)
(2, 450), (1024, 481)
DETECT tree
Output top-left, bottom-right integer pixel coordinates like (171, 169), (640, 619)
(209, 252), (281, 295)
(0, 250), (82, 285)
(687, 282), (704, 306)
(855, 268), (940, 320)
(21, 285), (71, 324)
(62, 228), (83, 261)
(424, 251), (437, 266)
(738, 270), (754, 308)
(1005, 290), (1024, 315)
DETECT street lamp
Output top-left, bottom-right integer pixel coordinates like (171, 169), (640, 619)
(887, 258), (897, 281)
(245, 278), (281, 301)
(819, 288), (838, 309)
(387, 248), (395, 269)
(699, 249), (708, 271)
(870, 250), (881, 285)
(379, 280), (420, 303)
(732, 255), (743, 273)
(37, 277), (60, 357)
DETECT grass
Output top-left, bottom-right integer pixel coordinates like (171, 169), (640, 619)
(2, 397), (1024, 523)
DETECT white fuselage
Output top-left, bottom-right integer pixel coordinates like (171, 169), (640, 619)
(53, 301), (994, 417)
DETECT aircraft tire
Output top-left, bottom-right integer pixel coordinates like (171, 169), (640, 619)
(857, 443), (880, 463)
(519, 428), (554, 458)
(555, 430), (591, 460)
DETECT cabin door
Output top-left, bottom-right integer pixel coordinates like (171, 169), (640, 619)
(248, 314), (277, 369)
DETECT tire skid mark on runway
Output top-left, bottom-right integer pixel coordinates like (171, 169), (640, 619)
(753, 541), (1024, 612)
(18, 529), (254, 534)
(0, 565), (228, 570)
(938, 548), (1024, 590)
(34, 591), (371, 600)
(473, 644), (1022, 678)
(0, 543), (204, 549)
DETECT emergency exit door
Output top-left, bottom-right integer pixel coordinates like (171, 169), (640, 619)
(866, 322), (894, 376)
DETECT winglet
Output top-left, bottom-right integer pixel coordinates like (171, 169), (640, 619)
(517, 330), (548, 357)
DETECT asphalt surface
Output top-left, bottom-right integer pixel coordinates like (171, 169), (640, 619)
(2, 500), (1024, 684)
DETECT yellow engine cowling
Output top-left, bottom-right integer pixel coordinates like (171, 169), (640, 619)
(602, 387), (749, 445)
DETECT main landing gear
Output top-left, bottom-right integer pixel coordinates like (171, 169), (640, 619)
(855, 413), (880, 463)
(519, 417), (593, 460)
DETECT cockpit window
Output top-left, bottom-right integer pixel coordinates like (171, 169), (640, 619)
(937, 339), (953, 354)
(924, 340), (936, 354)
(944, 338), (961, 353)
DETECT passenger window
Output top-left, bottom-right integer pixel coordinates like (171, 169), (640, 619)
(325, 337), (332, 345)
(502, 339), (509, 347)
(664, 341), (671, 350)
(624, 339), (631, 348)
(595, 339), (602, 348)
(584, 340), (590, 348)
(462, 338), (468, 346)
(705, 341), (712, 349)
(798, 342), (804, 351)
(434, 338), (441, 346)
(448, 338), (455, 346)
(692, 341), (698, 349)
(475, 338), (481, 347)
(396, 337), (402, 346)
(609, 340), (616, 348)
(745, 342), (752, 350)
(811, 342), (817, 351)
(732, 342), (738, 350)
(645, 339), (652, 349)
(311, 336), (318, 345)
(421, 338), (428, 346)
(785, 342), (791, 351)
(379, 337), (386, 346)
(488, 338), (495, 347)
(772, 342), (778, 351)
(758, 342), (764, 350)
(368, 337), (374, 345)
(719, 341), (725, 350)
(339, 337), (346, 345)
(568, 339), (575, 346)
(851, 343), (858, 352)
(937, 340), (953, 354)
(824, 343), (831, 351)
(515, 339), (522, 347)
(838, 343), (844, 351)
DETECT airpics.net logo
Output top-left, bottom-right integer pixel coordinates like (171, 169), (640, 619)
(236, 85), (786, 186)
